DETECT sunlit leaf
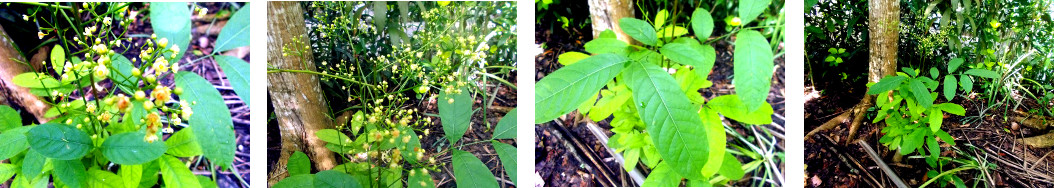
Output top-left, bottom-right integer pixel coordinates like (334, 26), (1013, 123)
(733, 30), (774, 111)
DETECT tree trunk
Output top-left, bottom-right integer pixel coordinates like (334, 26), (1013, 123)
(0, 25), (50, 124)
(267, 2), (337, 186)
(808, 0), (899, 143)
(588, 0), (635, 43)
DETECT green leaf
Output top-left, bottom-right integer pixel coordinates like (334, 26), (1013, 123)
(315, 170), (363, 188)
(557, 52), (590, 65)
(21, 149), (47, 179)
(692, 8), (714, 41)
(51, 45), (65, 76)
(901, 129), (925, 155)
(718, 153), (745, 180)
(943, 75), (957, 101)
(439, 88), (472, 144)
(288, 151), (311, 176)
(452, 149), (499, 188)
(707, 95), (774, 125)
(960, 75), (973, 94)
(733, 30), (774, 111)
(929, 67), (939, 79)
(371, 2), (387, 30)
(213, 55), (251, 107)
(739, 0), (772, 24)
(584, 38), (630, 56)
(641, 162), (681, 186)
(936, 103), (966, 116)
(407, 168), (435, 188)
(109, 55), (140, 94)
(159, 155), (202, 188)
(27, 122), (92, 160)
(535, 54), (628, 123)
(53, 159), (87, 188)
(929, 108), (944, 132)
(165, 128), (203, 157)
(150, 2), (192, 63)
(619, 18), (658, 46)
(935, 129), (957, 145)
(964, 69), (1000, 79)
(654, 9), (668, 29)
(396, 126), (423, 164)
(119, 165), (143, 188)
(213, 5), (250, 52)
(0, 163), (15, 182)
(315, 129), (352, 145)
(623, 148), (640, 171)
(273, 174), (315, 188)
(139, 160), (161, 188)
(0, 126), (30, 160)
(624, 60), (709, 180)
(909, 79), (933, 108)
(948, 58), (964, 73)
(492, 141), (517, 185)
(492, 109), (517, 139)
(660, 41), (715, 70)
(86, 169), (125, 188)
(175, 71), (236, 168)
(102, 132), (167, 165)
(656, 26), (688, 38)
(0, 105), (19, 131)
(589, 85), (632, 121)
(698, 106), (726, 177)
(197, 176), (219, 188)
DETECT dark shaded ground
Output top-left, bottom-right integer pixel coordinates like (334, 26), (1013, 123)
(805, 68), (1054, 187)
(1, 2), (250, 187)
(534, 8), (786, 187)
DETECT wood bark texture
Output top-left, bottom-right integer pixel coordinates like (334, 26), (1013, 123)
(588, 0), (636, 44)
(267, 2), (337, 186)
(0, 25), (50, 123)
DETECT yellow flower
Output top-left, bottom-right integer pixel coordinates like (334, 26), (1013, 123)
(990, 20), (1001, 29)
(135, 90), (146, 101)
(158, 38), (168, 48)
(180, 101), (193, 119)
(151, 85), (172, 102)
(144, 112), (161, 143)
(115, 94), (132, 112)
(93, 64), (108, 80)
(730, 17), (742, 26)
(37, 31), (45, 39)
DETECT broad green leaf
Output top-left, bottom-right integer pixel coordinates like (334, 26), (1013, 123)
(707, 95), (774, 125)
(656, 26), (688, 38)
(641, 162), (680, 186)
(557, 52), (590, 65)
(929, 108), (943, 132)
(935, 130), (957, 145)
(492, 109), (517, 139)
(0, 163), (15, 182)
(718, 153), (745, 180)
(289, 151), (311, 176)
(692, 8), (714, 41)
(903, 67), (918, 77)
(315, 170), (363, 188)
(733, 30), (774, 111)
(53, 159), (86, 188)
(492, 141), (517, 185)
(936, 103), (966, 116)
(929, 67), (939, 79)
(964, 69), (1000, 79)
(159, 155), (202, 188)
(619, 18), (658, 46)
(943, 75), (957, 101)
(45, 100), (85, 118)
(584, 38), (629, 56)
(165, 128), (203, 157)
(0, 105), (19, 131)
(960, 75), (973, 94)
(437, 1), (450, 6)
(371, 2), (387, 29)
(51, 45), (65, 75)
(660, 41), (715, 70)
(926, 135), (940, 165)
(150, 2), (192, 63)
(213, 5), (250, 52)
(22, 149), (47, 179)
(139, 160), (161, 188)
(0, 126), (31, 160)
(698, 107), (726, 177)
(948, 58), (964, 72)
(197, 176), (219, 188)
(589, 86), (632, 121)
(452, 149), (499, 188)
(175, 71), (236, 168)
(102, 132), (167, 165)
(535, 54), (628, 123)
(576, 93), (597, 115)
(623, 148), (640, 171)
(27, 123), (92, 160)
(119, 165), (143, 188)
(213, 55), (251, 107)
(86, 169), (124, 188)
(315, 129), (352, 145)
(273, 174), (315, 188)
(624, 60), (709, 180)
(395, 126), (423, 164)
(108, 55), (139, 94)
(739, 0), (772, 24)
(408, 168), (435, 188)
(438, 88), (472, 144)
(654, 9), (668, 29)
(901, 129), (925, 155)
(908, 79), (933, 108)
